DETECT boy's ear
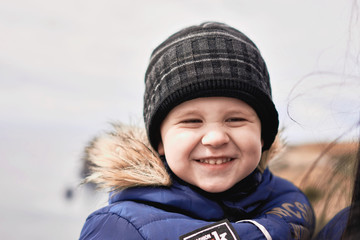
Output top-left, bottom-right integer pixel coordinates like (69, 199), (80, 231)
(157, 141), (165, 155)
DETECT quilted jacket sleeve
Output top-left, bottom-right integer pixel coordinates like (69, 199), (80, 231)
(232, 182), (315, 239)
(79, 212), (144, 240)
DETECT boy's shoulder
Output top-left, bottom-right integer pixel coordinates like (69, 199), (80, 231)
(269, 170), (309, 203)
(260, 169), (305, 197)
(253, 169), (312, 215)
(80, 200), (213, 240)
(86, 200), (188, 227)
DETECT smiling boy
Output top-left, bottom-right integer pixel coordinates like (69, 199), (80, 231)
(80, 22), (315, 239)
(158, 97), (263, 193)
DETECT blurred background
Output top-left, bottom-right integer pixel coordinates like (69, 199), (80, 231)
(1, 0), (359, 239)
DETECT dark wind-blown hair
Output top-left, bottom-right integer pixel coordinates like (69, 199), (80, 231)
(342, 133), (360, 239)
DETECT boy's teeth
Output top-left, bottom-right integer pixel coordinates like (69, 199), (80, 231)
(199, 158), (231, 165)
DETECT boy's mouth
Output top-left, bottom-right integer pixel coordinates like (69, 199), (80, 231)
(196, 158), (233, 165)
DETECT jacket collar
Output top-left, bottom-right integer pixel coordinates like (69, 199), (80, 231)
(109, 168), (273, 221)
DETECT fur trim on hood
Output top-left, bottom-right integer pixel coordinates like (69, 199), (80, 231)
(83, 123), (171, 192)
(82, 123), (283, 192)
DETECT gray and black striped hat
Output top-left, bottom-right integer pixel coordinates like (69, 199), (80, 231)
(143, 22), (278, 151)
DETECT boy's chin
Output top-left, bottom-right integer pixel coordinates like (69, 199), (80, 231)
(196, 183), (235, 193)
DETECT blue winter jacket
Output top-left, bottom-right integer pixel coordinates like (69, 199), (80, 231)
(80, 168), (314, 239)
(314, 207), (349, 240)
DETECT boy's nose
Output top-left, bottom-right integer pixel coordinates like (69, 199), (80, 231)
(201, 127), (230, 147)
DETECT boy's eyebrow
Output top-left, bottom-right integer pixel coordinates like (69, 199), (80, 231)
(225, 109), (256, 116)
(171, 108), (201, 118)
(171, 108), (256, 118)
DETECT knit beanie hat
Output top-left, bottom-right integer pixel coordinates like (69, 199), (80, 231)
(143, 22), (279, 151)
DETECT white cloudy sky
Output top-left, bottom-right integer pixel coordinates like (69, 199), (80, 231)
(1, 0), (359, 144)
(0, 1), (359, 238)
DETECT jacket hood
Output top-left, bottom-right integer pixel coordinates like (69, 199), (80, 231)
(83, 123), (171, 192)
(82, 123), (283, 192)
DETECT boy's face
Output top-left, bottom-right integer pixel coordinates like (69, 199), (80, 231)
(158, 97), (263, 193)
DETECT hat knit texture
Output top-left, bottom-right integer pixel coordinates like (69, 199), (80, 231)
(143, 22), (279, 151)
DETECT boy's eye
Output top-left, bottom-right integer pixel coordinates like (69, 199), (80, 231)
(226, 118), (246, 122)
(181, 119), (202, 124)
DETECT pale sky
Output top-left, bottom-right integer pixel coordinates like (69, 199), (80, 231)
(1, 0), (359, 145)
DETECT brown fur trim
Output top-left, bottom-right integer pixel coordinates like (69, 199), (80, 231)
(83, 123), (171, 192)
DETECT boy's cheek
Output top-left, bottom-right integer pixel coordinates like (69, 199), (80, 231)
(166, 130), (198, 142)
(162, 131), (198, 153)
(175, 131), (198, 140)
